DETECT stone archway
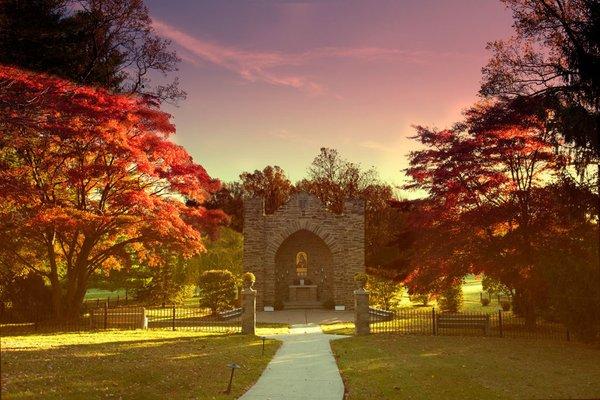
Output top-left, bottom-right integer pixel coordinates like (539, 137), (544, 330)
(243, 192), (365, 310)
(264, 219), (341, 261)
(274, 229), (334, 307)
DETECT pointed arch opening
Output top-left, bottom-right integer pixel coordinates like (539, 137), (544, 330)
(274, 229), (333, 306)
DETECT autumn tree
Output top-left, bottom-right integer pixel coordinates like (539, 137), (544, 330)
(240, 165), (294, 214)
(532, 178), (599, 338)
(297, 148), (379, 213)
(0, 0), (184, 102)
(482, 0), (600, 284)
(482, 0), (600, 155)
(298, 148), (402, 272)
(206, 172), (290, 231)
(406, 100), (563, 323)
(0, 66), (225, 319)
(204, 182), (245, 232)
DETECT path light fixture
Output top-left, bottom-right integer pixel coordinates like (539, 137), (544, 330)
(260, 336), (267, 357)
(224, 363), (241, 394)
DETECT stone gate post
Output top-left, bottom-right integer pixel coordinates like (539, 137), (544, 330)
(354, 288), (370, 335)
(241, 287), (256, 335)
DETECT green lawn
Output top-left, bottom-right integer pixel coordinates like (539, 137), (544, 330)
(84, 288), (127, 301)
(256, 322), (290, 335)
(375, 275), (503, 314)
(1, 330), (280, 399)
(85, 274), (497, 313)
(321, 322), (354, 335)
(332, 334), (600, 399)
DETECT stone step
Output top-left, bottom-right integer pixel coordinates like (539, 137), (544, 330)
(283, 301), (324, 310)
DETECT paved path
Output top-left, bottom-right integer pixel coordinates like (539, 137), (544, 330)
(239, 324), (347, 400)
(256, 309), (353, 325)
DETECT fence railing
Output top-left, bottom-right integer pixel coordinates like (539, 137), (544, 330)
(82, 296), (136, 310)
(146, 305), (241, 333)
(369, 307), (571, 341)
(1, 304), (241, 335)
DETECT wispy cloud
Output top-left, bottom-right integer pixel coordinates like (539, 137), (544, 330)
(359, 140), (398, 153)
(153, 19), (401, 95)
(264, 129), (318, 146)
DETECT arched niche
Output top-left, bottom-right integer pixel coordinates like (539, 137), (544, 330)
(274, 229), (333, 305)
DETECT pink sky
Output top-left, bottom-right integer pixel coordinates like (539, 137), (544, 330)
(147, 0), (514, 194)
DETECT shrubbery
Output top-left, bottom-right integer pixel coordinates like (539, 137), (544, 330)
(197, 270), (238, 314)
(133, 257), (196, 306)
(368, 275), (403, 310)
(0, 273), (52, 322)
(353, 272), (368, 288)
(409, 292), (431, 306)
(538, 235), (600, 341)
(438, 284), (463, 313)
(482, 275), (512, 297)
(135, 282), (196, 306)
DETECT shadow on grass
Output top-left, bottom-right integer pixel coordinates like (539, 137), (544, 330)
(332, 334), (600, 400)
(1, 333), (280, 400)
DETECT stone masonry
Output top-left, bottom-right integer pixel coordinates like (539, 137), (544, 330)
(243, 191), (365, 310)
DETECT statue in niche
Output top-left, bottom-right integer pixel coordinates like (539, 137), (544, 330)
(296, 251), (308, 278)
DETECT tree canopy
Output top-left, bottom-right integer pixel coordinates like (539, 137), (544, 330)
(0, 65), (224, 318)
(0, 0), (183, 102)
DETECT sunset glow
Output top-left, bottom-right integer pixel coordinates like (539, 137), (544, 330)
(147, 0), (514, 187)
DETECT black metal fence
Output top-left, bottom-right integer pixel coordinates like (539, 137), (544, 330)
(1, 303), (241, 335)
(369, 307), (571, 341)
(146, 305), (241, 333)
(82, 296), (136, 310)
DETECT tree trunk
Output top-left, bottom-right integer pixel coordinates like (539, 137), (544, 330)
(62, 237), (94, 320)
(514, 287), (536, 328)
(48, 271), (63, 320)
(595, 163), (600, 340)
(46, 233), (63, 319)
(63, 262), (91, 320)
(65, 279), (89, 320)
(63, 267), (79, 318)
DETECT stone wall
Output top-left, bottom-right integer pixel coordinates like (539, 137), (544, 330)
(243, 192), (365, 309)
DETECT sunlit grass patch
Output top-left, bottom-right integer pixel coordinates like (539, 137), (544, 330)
(255, 322), (290, 336)
(321, 322), (354, 335)
(1, 330), (280, 400)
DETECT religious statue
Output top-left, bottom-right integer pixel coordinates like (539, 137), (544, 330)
(296, 251), (308, 277)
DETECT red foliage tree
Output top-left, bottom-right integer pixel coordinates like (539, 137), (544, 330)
(0, 66), (226, 319)
(405, 100), (565, 322)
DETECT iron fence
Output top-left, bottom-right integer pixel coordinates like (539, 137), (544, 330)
(146, 305), (241, 333)
(1, 303), (241, 335)
(369, 307), (571, 341)
(82, 296), (136, 309)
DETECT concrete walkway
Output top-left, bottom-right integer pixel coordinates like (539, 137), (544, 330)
(256, 309), (353, 325)
(239, 324), (347, 400)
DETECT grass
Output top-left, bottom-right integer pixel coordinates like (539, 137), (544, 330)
(390, 274), (502, 313)
(256, 322), (290, 335)
(83, 288), (127, 301)
(1, 330), (280, 400)
(331, 334), (600, 399)
(321, 322), (354, 335)
(84, 274), (498, 314)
